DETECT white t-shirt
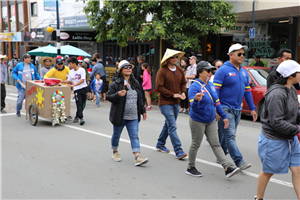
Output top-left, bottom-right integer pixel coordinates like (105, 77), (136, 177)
(185, 64), (197, 88)
(95, 79), (103, 91)
(68, 67), (87, 91)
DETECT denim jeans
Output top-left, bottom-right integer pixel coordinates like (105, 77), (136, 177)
(111, 119), (140, 153)
(16, 88), (26, 112)
(157, 104), (183, 154)
(218, 107), (244, 166)
(95, 91), (100, 106)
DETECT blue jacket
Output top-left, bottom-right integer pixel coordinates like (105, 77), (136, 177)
(90, 61), (106, 80)
(189, 79), (227, 123)
(90, 79), (103, 93)
(213, 61), (255, 111)
(12, 62), (41, 90)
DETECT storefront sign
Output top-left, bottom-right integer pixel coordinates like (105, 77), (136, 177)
(52, 31), (96, 41)
(44, 0), (61, 11)
(25, 28), (52, 42)
(0, 32), (22, 42)
(221, 23), (258, 34)
(247, 41), (275, 57)
(60, 15), (89, 28)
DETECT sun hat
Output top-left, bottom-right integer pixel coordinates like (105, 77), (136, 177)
(117, 60), (134, 73)
(161, 48), (185, 67)
(276, 60), (300, 78)
(197, 61), (216, 70)
(39, 56), (55, 65)
(84, 58), (90, 63)
(227, 43), (248, 55)
(0, 55), (8, 60)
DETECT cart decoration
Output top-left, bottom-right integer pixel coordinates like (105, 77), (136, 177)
(52, 91), (67, 126)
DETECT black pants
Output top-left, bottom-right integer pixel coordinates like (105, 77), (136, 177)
(74, 87), (87, 119)
(139, 83), (145, 106)
(180, 88), (189, 109)
(1, 84), (6, 110)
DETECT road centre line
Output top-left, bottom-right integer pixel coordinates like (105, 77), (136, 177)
(1, 110), (293, 188)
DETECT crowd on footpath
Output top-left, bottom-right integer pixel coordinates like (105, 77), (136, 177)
(1, 43), (300, 200)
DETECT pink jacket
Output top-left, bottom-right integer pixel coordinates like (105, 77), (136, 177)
(142, 70), (152, 90)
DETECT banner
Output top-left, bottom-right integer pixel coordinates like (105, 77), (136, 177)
(0, 32), (22, 42)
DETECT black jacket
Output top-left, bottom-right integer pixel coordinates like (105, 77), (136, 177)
(107, 74), (146, 126)
(135, 62), (145, 84)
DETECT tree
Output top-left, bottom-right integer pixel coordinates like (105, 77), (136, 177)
(84, 1), (236, 50)
(83, 1), (237, 88)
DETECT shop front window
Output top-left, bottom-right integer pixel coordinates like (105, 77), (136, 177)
(17, 3), (24, 31)
(10, 5), (16, 32)
(2, 6), (8, 32)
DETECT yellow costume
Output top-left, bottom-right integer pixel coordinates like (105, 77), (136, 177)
(44, 66), (70, 85)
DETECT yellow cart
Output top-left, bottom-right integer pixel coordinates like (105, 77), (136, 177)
(26, 80), (71, 126)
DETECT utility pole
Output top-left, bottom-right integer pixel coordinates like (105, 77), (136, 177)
(56, 0), (60, 56)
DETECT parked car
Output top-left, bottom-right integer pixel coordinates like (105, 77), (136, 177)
(242, 66), (300, 118)
(241, 66), (270, 118)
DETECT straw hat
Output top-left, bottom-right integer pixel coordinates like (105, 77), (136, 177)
(39, 56), (55, 65)
(117, 60), (134, 73)
(0, 55), (8, 60)
(160, 48), (185, 66)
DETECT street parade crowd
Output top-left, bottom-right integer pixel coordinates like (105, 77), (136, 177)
(1, 44), (300, 200)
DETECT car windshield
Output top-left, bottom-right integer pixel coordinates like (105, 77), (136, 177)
(249, 68), (270, 86)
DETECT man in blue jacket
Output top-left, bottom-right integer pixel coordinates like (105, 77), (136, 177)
(12, 53), (41, 117)
(213, 44), (257, 170)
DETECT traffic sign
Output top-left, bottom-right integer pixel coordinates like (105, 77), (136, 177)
(249, 28), (255, 39)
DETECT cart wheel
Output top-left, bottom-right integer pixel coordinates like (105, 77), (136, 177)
(28, 104), (38, 126)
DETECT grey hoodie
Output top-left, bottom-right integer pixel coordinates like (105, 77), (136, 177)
(261, 83), (299, 140)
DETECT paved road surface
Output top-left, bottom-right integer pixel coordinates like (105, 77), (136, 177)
(1, 85), (298, 199)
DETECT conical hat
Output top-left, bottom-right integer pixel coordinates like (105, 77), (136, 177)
(39, 56), (55, 65)
(161, 48), (185, 67)
(0, 55), (8, 60)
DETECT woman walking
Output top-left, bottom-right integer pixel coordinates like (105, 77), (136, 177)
(107, 60), (148, 166)
(179, 57), (189, 113)
(256, 60), (300, 200)
(186, 61), (240, 178)
(142, 62), (152, 111)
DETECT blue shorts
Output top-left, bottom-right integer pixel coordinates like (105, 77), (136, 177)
(258, 132), (300, 174)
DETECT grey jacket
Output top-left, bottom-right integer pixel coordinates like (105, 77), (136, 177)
(0, 63), (7, 83)
(261, 84), (299, 140)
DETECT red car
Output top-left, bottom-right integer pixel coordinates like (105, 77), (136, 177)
(241, 66), (270, 118)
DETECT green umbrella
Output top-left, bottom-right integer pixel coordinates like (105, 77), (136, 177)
(44, 45), (92, 57)
(27, 44), (57, 56)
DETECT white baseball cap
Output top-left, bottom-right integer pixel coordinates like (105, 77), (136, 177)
(276, 60), (300, 78)
(227, 43), (248, 55)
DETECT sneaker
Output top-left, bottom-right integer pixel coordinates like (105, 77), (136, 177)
(73, 117), (79, 123)
(1, 109), (6, 113)
(156, 146), (170, 153)
(97, 104), (99, 107)
(239, 161), (252, 170)
(66, 116), (72, 120)
(79, 118), (85, 125)
(112, 152), (121, 162)
(186, 167), (202, 177)
(135, 156), (148, 166)
(254, 196), (263, 200)
(16, 111), (21, 117)
(225, 166), (240, 178)
(176, 151), (187, 159)
(146, 106), (152, 111)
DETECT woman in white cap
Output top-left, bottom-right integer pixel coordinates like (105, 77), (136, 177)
(107, 60), (148, 166)
(39, 56), (55, 80)
(256, 60), (300, 200)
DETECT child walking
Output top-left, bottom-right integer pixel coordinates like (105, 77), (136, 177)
(141, 63), (152, 111)
(90, 73), (103, 107)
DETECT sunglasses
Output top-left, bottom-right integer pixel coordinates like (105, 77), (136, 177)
(45, 60), (51, 62)
(237, 53), (246, 57)
(205, 69), (212, 73)
(215, 66), (222, 68)
(170, 55), (179, 59)
(57, 63), (63, 65)
(123, 65), (132, 69)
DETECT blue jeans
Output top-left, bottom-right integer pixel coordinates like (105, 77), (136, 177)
(16, 88), (26, 112)
(111, 119), (140, 153)
(95, 91), (100, 106)
(218, 107), (244, 166)
(157, 104), (183, 154)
